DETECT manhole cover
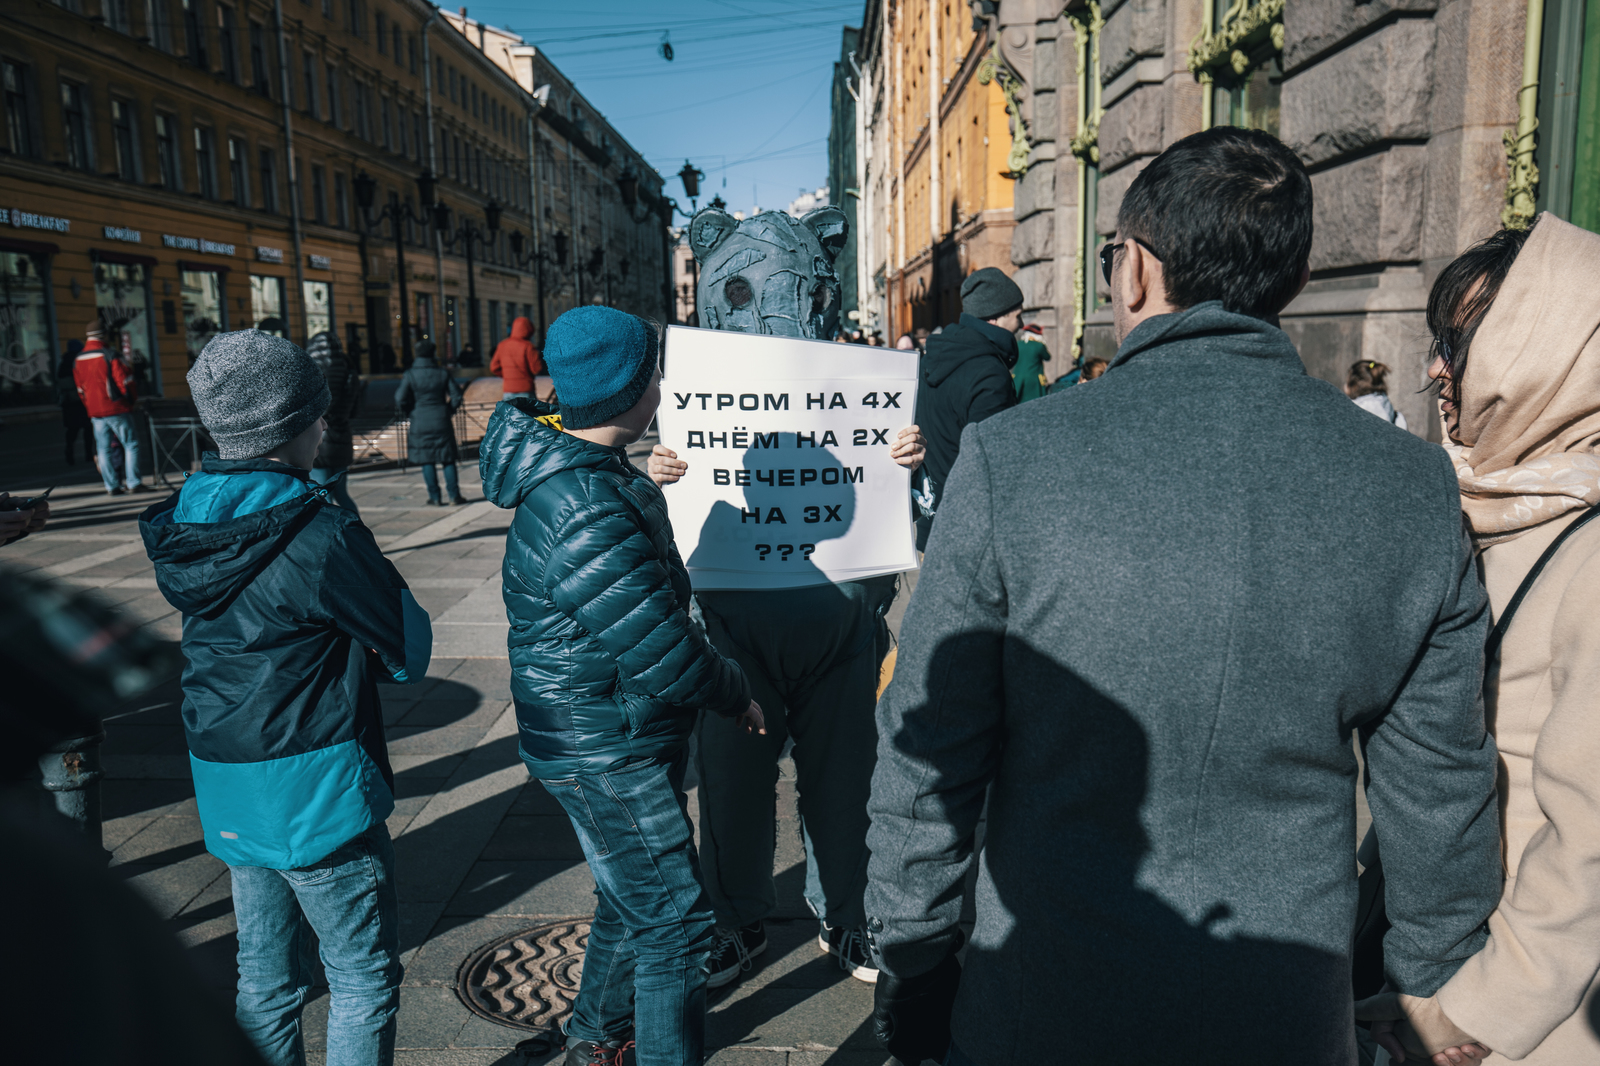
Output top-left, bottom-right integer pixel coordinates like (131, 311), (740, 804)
(456, 918), (591, 1032)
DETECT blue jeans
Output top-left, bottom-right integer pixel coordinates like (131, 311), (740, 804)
(420, 462), (458, 503)
(310, 466), (360, 515)
(542, 752), (715, 1066)
(92, 413), (142, 491)
(500, 391), (531, 401)
(229, 824), (401, 1066)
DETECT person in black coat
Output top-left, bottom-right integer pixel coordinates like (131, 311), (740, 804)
(307, 331), (364, 513)
(395, 339), (465, 505)
(912, 267), (1024, 550)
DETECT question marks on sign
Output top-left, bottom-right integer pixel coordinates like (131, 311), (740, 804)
(777, 545), (794, 561)
(755, 544), (771, 560)
(800, 543), (815, 560)
(754, 543), (817, 562)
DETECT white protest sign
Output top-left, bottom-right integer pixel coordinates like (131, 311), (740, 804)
(655, 325), (920, 591)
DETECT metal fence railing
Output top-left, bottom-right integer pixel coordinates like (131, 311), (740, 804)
(350, 401), (499, 470)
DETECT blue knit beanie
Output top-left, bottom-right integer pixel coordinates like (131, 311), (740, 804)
(542, 306), (659, 429)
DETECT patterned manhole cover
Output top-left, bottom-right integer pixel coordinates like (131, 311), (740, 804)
(456, 918), (591, 1033)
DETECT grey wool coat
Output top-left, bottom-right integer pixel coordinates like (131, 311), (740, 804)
(864, 303), (1504, 1065)
(395, 357), (463, 465)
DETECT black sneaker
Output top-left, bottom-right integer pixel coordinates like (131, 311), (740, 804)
(819, 924), (879, 983)
(129, 483), (152, 494)
(108, 486), (126, 496)
(563, 1038), (632, 1066)
(704, 920), (766, 989)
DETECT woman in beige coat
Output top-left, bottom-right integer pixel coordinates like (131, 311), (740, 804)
(1363, 214), (1600, 1064)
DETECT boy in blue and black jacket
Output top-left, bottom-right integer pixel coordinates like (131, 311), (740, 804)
(479, 306), (760, 1066)
(141, 330), (432, 1066)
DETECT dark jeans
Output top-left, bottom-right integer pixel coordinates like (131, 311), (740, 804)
(420, 462), (458, 503)
(541, 752), (714, 1066)
(228, 824), (400, 1066)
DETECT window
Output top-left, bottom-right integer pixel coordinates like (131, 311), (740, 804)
(375, 11), (387, 52)
(380, 95), (392, 150)
(397, 102), (408, 156)
(321, 0), (330, 17)
(303, 279), (333, 338)
(218, 5), (239, 84)
(258, 147), (277, 212)
(434, 56), (442, 96)
(352, 80), (369, 140)
(470, 83), (477, 119)
(111, 99), (139, 181)
(393, 26), (402, 66)
(95, 260), (158, 395)
(412, 112), (423, 165)
(4, 61), (34, 157)
(346, 0), (363, 36)
(325, 62), (339, 124)
(228, 136), (248, 204)
(0, 252), (56, 403)
(311, 164), (327, 223)
(449, 66), (458, 104)
(155, 112), (181, 189)
(59, 82), (91, 172)
(250, 275), (287, 335)
(146, 0), (174, 52)
(194, 125), (218, 199)
(1536, 0), (1600, 233)
(334, 171), (349, 228)
(302, 51), (317, 114)
(408, 37), (418, 75)
(105, 0), (132, 34)
(181, 268), (227, 365)
(249, 21), (270, 96)
(183, 0), (208, 69)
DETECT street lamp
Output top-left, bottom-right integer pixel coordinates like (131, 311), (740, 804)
(435, 199), (502, 362)
(676, 161), (707, 324)
(354, 169), (434, 366)
(507, 228), (569, 338)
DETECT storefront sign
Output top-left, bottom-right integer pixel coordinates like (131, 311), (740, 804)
(256, 246), (284, 263)
(654, 327), (920, 590)
(163, 234), (236, 256)
(308, 254), (332, 270)
(103, 226), (142, 243)
(3, 208), (71, 233)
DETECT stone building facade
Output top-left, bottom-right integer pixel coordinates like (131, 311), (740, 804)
(854, 0), (1020, 340)
(846, 0), (1597, 441)
(0, 0), (665, 404)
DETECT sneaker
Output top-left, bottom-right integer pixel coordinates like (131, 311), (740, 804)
(129, 483), (152, 494)
(424, 498), (442, 506)
(108, 486), (126, 496)
(449, 496), (468, 505)
(704, 920), (767, 989)
(563, 1038), (633, 1066)
(819, 924), (879, 983)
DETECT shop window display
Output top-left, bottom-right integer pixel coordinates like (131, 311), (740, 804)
(94, 260), (158, 393)
(251, 275), (287, 336)
(303, 279), (333, 338)
(182, 269), (226, 365)
(0, 250), (54, 405)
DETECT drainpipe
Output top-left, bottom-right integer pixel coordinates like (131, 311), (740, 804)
(423, 9), (445, 348)
(928, 0), (940, 258)
(273, 0), (307, 343)
(848, 49), (867, 332)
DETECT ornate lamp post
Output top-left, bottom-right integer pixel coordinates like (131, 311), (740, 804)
(353, 170), (435, 365)
(507, 228), (566, 337)
(434, 199), (501, 361)
(676, 161), (705, 320)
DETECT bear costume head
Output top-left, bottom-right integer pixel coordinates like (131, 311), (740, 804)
(688, 206), (850, 339)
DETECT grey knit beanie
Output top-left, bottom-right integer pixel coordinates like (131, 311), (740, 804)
(188, 330), (331, 459)
(960, 267), (1025, 320)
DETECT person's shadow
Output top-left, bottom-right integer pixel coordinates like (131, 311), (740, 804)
(686, 444), (857, 588)
(888, 634), (1352, 1064)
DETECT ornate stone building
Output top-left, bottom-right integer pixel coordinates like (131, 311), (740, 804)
(849, 0), (1598, 440)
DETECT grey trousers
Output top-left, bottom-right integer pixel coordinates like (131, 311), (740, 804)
(694, 575), (897, 930)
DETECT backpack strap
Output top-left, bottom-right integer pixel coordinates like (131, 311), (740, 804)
(1484, 506), (1600, 665)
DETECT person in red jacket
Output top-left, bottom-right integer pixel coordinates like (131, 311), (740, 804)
(490, 316), (544, 400)
(72, 321), (147, 495)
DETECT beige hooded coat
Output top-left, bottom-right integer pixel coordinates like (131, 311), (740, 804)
(1433, 215), (1600, 1063)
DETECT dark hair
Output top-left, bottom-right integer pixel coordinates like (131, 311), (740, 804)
(1426, 225), (1532, 407)
(1081, 357), (1109, 381)
(1117, 127), (1314, 319)
(1346, 360), (1391, 397)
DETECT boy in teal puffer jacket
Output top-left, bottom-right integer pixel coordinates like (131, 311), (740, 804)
(479, 306), (762, 1066)
(141, 330), (433, 1066)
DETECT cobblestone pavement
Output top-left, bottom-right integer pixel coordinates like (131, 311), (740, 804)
(4, 441), (902, 1066)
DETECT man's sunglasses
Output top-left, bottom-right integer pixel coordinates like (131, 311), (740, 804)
(1099, 238), (1162, 287)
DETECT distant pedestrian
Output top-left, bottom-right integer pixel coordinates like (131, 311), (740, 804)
(395, 340), (465, 506)
(1012, 323), (1052, 402)
(72, 320), (146, 495)
(478, 306), (762, 1066)
(308, 331), (364, 513)
(912, 266), (1024, 550)
(1081, 356), (1109, 381)
(490, 316), (544, 400)
(896, 334), (916, 351)
(866, 126), (1501, 1066)
(57, 340), (95, 466)
(1358, 216), (1600, 1066)
(143, 329), (433, 1066)
(913, 327), (930, 352)
(1345, 359), (1408, 430)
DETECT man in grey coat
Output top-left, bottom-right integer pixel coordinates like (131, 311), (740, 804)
(863, 127), (1503, 1065)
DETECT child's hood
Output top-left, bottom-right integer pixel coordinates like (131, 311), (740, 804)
(139, 457), (326, 618)
(478, 398), (632, 509)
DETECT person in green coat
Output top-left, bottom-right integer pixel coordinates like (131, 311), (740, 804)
(1012, 322), (1052, 401)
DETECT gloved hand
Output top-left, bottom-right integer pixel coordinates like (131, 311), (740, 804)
(871, 947), (963, 1065)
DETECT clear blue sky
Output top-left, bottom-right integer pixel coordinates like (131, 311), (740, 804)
(462, 0), (861, 217)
